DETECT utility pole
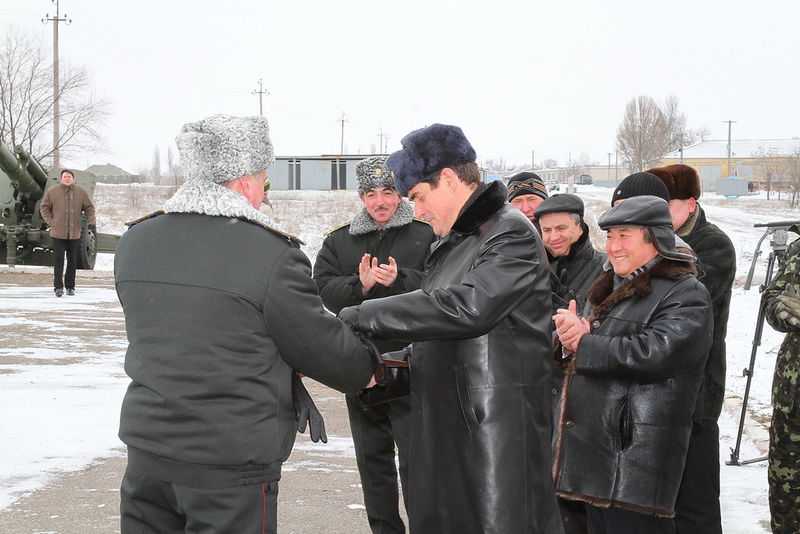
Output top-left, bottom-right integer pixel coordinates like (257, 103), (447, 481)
(614, 151), (619, 181)
(43, 0), (71, 171)
(252, 79), (269, 116)
(531, 150), (535, 172)
(335, 112), (348, 189)
(338, 112), (348, 155)
(607, 153), (612, 181)
(377, 128), (388, 153)
(723, 120), (736, 177)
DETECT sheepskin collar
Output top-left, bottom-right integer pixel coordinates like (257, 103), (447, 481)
(451, 181), (508, 235)
(163, 179), (302, 244)
(349, 199), (415, 236)
(587, 251), (697, 321)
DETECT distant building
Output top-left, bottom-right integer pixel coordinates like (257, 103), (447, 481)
(537, 164), (630, 187)
(656, 139), (800, 191)
(270, 155), (387, 191)
(84, 164), (138, 184)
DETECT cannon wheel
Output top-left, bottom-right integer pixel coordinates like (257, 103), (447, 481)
(76, 224), (97, 270)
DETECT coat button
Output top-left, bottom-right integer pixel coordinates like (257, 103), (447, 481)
(592, 320), (601, 329)
(565, 420), (574, 427)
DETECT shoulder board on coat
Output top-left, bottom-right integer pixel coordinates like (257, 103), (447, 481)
(249, 220), (305, 246)
(325, 221), (352, 236)
(125, 210), (164, 228)
(412, 218), (431, 226)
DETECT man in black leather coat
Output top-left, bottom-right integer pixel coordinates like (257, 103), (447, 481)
(340, 124), (563, 534)
(553, 196), (712, 534)
(534, 194), (605, 534)
(313, 156), (434, 534)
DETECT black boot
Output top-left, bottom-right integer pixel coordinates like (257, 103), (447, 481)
(66, 288), (75, 296)
(55, 288), (64, 297)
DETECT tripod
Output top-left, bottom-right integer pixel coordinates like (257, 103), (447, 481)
(727, 220), (799, 466)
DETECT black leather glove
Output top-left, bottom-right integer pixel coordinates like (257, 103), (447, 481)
(88, 224), (97, 233)
(291, 372), (327, 443)
(338, 305), (361, 331)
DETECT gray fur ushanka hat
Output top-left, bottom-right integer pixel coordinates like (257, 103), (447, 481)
(176, 114), (275, 184)
(356, 156), (394, 194)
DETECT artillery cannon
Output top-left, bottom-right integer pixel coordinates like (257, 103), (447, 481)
(0, 143), (119, 268)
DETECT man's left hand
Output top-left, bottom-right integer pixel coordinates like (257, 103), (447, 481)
(776, 292), (800, 327)
(372, 256), (398, 287)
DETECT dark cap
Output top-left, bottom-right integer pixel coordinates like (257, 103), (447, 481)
(646, 164), (702, 200)
(534, 193), (584, 218)
(598, 195), (693, 263)
(387, 123), (477, 197)
(611, 172), (670, 206)
(507, 172), (548, 201)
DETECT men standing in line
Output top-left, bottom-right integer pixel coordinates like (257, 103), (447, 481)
(40, 169), (96, 297)
(533, 194), (605, 534)
(507, 171), (549, 229)
(313, 155), (434, 534)
(762, 226), (800, 534)
(553, 195), (712, 534)
(115, 114), (380, 534)
(339, 124), (563, 533)
(647, 164), (736, 534)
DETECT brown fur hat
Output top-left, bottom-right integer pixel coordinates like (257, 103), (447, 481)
(646, 164), (702, 200)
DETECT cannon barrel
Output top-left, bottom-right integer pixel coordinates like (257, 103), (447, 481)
(0, 143), (45, 202)
(15, 146), (49, 189)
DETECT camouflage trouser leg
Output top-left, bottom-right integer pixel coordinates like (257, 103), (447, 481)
(768, 407), (800, 534)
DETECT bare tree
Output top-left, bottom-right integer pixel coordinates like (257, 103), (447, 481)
(754, 147), (786, 201)
(786, 146), (800, 208)
(0, 28), (108, 170)
(166, 146), (183, 191)
(616, 95), (670, 172)
(150, 145), (161, 184)
(662, 95), (688, 153)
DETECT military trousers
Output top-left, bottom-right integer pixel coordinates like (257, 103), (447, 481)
(769, 406), (800, 534)
(120, 471), (278, 534)
(346, 393), (411, 534)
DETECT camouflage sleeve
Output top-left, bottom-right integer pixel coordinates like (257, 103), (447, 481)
(763, 238), (800, 333)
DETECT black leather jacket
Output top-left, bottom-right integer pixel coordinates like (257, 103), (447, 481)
(353, 181), (564, 534)
(553, 257), (712, 518)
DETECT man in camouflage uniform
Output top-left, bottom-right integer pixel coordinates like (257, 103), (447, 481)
(762, 226), (800, 534)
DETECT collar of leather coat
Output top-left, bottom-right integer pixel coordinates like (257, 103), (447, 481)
(450, 180), (508, 235)
(587, 250), (697, 321)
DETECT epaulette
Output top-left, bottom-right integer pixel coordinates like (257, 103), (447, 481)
(413, 218), (430, 226)
(125, 210), (164, 228)
(325, 221), (352, 237)
(251, 220), (305, 246)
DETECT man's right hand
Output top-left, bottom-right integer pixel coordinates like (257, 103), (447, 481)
(359, 254), (377, 294)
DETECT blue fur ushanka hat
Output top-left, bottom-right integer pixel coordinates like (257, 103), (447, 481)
(386, 123), (477, 196)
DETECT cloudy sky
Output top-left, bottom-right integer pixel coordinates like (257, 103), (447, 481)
(2, 0), (799, 174)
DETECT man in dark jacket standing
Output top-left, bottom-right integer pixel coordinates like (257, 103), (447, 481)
(553, 195), (712, 534)
(115, 114), (379, 534)
(534, 194), (605, 534)
(40, 169), (96, 297)
(313, 155), (434, 534)
(647, 164), (736, 534)
(340, 124), (563, 534)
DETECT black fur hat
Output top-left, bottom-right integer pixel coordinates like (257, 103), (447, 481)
(387, 124), (477, 196)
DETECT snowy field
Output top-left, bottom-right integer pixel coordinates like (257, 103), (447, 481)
(1, 184), (798, 532)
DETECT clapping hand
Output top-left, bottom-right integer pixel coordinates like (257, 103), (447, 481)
(553, 300), (591, 353)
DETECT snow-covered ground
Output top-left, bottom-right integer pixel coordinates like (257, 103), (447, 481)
(2, 185), (798, 532)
